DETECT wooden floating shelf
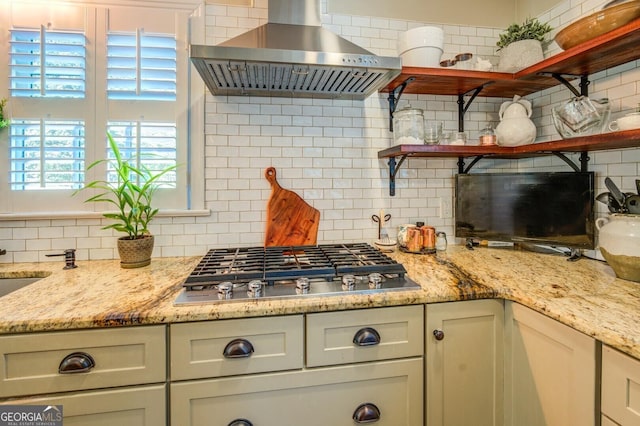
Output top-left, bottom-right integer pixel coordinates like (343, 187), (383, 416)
(378, 129), (640, 160)
(380, 19), (640, 98)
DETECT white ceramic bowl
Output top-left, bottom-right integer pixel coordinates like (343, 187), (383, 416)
(374, 239), (397, 253)
(400, 47), (444, 67)
(398, 26), (444, 53)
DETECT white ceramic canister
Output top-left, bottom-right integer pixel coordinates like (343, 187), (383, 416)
(397, 26), (444, 67)
(595, 214), (640, 282)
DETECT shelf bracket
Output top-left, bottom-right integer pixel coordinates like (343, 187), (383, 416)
(388, 77), (416, 132)
(387, 155), (409, 196)
(551, 151), (590, 172)
(457, 85), (486, 131)
(550, 73), (590, 97)
(458, 155), (485, 174)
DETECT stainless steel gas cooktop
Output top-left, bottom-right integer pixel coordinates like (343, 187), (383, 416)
(174, 243), (421, 305)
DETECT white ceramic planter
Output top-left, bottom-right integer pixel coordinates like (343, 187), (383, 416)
(497, 39), (544, 72)
(595, 214), (640, 282)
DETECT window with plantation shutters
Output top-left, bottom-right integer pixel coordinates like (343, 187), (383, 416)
(10, 27), (86, 99)
(106, 122), (177, 188)
(9, 119), (85, 190)
(0, 0), (204, 215)
(107, 31), (176, 101)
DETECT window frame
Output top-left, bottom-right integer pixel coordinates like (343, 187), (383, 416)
(0, 0), (205, 218)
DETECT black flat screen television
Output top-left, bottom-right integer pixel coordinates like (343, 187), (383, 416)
(455, 172), (595, 249)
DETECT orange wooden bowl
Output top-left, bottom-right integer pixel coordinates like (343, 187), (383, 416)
(555, 0), (640, 50)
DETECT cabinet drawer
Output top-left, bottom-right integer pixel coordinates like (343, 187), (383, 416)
(306, 305), (423, 367)
(170, 315), (303, 380)
(602, 345), (640, 425)
(171, 358), (422, 426)
(0, 326), (166, 398)
(1, 384), (166, 426)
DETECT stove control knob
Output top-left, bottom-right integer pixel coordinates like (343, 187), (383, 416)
(218, 282), (233, 300)
(368, 273), (383, 289)
(342, 274), (356, 291)
(247, 280), (263, 298)
(296, 277), (310, 294)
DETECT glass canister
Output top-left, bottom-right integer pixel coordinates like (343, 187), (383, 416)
(393, 106), (425, 145)
(479, 125), (497, 146)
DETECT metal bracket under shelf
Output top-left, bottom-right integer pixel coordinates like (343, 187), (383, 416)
(385, 150), (590, 196)
(387, 77), (416, 132)
(457, 84), (488, 131)
(541, 73), (590, 97)
(387, 155), (409, 196)
(552, 151), (590, 172)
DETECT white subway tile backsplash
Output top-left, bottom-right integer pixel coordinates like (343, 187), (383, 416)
(2, 0), (639, 261)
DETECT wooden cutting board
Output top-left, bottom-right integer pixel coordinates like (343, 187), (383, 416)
(264, 167), (320, 247)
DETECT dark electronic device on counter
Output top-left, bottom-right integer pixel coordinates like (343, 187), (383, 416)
(455, 172), (595, 250)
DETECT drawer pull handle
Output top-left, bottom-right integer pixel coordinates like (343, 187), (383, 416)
(353, 327), (381, 346)
(58, 352), (95, 374)
(228, 419), (253, 426)
(352, 402), (381, 423)
(433, 329), (445, 341)
(223, 338), (255, 358)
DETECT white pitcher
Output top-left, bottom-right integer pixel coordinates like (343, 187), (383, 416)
(595, 214), (640, 282)
(495, 95), (537, 147)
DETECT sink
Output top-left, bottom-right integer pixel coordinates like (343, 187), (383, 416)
(0, 277), (42, 297)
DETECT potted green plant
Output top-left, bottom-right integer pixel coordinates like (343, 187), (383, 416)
(0, 98), (9, 130)
(76, 132), (176, 268)
(496, 18), (553, 72)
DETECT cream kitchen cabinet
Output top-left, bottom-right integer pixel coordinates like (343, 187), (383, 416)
(170, 314), (304, 380)
(504, 301), (596, 426)
(426, 299), (505, 426)
(4, 385), (166, 426)
(602, 345), (640, 426)
(0, 325), (167, 425)
(306, 304), (424, 367)
(171, 358), (423, 426)
(170, 306), (424, 426)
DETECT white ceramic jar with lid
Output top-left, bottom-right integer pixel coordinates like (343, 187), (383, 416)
(393, 106), (425, 145)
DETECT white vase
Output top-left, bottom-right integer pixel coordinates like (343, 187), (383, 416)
(495, 95), (537, 147)
(497, 39), (544, 72)
(595, 214), (640, 282)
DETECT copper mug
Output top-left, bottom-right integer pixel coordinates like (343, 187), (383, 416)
(420, 226), (436, 251)
(405, 228), (423, 252)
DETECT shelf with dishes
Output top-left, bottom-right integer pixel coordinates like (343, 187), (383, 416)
(380, 19), (640, 99)
(377, 16), (640, 195)
(378, 129), (640, 195)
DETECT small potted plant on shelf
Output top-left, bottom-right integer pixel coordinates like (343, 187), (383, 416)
(0, 98), (9, 130)
(76, 132), (176, 268)
(496, 17), (553, 72)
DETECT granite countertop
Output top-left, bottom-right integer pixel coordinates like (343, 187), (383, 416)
(1, 245), (639, 360)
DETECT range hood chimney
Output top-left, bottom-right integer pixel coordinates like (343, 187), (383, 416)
(190, 0), (401, 99)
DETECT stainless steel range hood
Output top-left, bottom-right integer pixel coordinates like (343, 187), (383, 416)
(190, 0), (401, 99)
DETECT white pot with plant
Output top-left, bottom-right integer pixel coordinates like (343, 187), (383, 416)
(496, 18), (552, 72)
(76, 132), (176, 268)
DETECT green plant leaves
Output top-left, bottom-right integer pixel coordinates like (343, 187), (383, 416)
(497, 18), (553, 50)
(73, 132), (177, 239)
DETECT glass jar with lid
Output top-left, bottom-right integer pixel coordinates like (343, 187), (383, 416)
(479, 125), (497, 146)
(393, 106), (425, 145)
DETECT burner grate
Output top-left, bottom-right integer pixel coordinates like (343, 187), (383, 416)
(320, 243), (406, 277)
(186, 247), (266, 284)
(263, 245), (335, 283)
(183, 243), (406, 288)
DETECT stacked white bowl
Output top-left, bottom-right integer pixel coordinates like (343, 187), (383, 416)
(397, 26), (445, 67)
